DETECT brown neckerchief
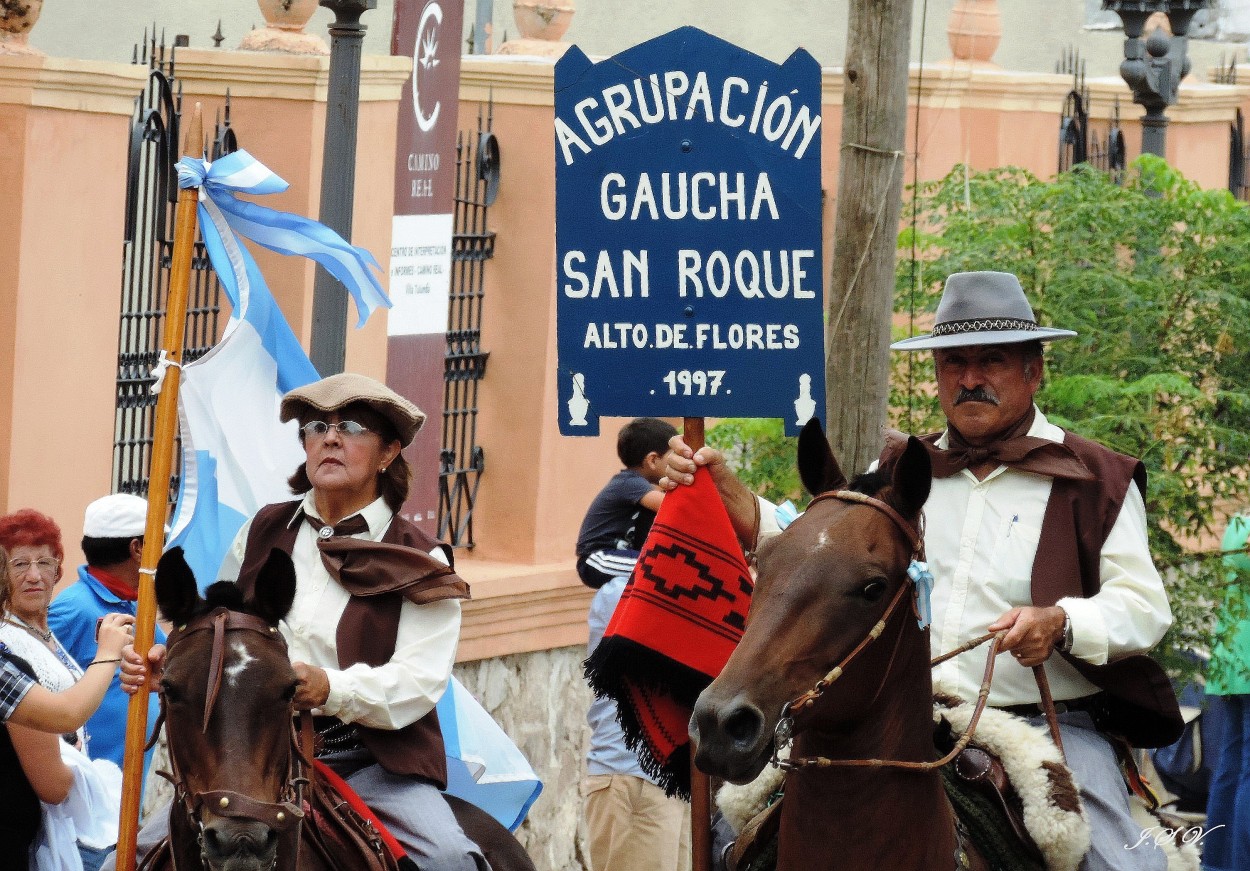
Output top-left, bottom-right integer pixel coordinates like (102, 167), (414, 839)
(926, 408), (1094, 482)
(236, 501), (469, 784)
(301, 513), (470, 607)
(879, 428), (1182, 748)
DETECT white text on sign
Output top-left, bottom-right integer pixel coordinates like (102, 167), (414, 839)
(583, 322), (800, 350)
(555, 70), (821, 165)
(561, 249), (815, 300)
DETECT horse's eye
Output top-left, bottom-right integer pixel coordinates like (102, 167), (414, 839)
(281, 681), (298, 702)
(860, 579), (888, 602)
(159, 679), (182, 704)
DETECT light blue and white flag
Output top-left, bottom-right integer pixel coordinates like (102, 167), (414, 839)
(167, 150), (541, 829)
(438, 678), (544, 831)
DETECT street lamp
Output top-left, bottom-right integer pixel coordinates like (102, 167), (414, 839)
(1102, 0), (1211, 157)
(310, 0), (377, 376)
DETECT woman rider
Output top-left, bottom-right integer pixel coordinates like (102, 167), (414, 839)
(118, 373), (487, 870)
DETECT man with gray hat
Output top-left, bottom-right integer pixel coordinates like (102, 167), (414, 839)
(665, 271), (1181, 871)
(49, 494), (165, 778)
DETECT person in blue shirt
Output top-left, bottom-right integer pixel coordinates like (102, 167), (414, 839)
(48, 494), (164, 778)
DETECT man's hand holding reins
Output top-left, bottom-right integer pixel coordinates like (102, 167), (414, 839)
(987, 605), (1067, 668)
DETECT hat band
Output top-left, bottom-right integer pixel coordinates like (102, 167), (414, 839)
(930, 316), (1038, 337)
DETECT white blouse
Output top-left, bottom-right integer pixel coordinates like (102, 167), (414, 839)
(221, 494), (460, 731)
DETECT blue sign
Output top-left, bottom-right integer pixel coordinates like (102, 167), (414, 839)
(555, 27), (826, 437)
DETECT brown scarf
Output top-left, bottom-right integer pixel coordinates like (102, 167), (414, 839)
(302, 512), (468, 606)
(925, 408), (1095, 481)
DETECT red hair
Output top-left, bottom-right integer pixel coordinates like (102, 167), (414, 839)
(0, 508), (65, 564)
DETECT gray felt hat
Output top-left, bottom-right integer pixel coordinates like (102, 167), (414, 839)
(890, 271), (1077, 351)
(281, 373), (426, 447)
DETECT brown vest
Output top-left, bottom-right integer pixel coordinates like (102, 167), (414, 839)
(890, 431), (1183, 748)
(235, 500), (466, 785)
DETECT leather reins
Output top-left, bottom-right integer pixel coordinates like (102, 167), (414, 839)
(771, 490), (1017, 774)
(159, 608), (308, 870)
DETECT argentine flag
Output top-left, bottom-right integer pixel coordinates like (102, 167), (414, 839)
(166, 150), (541, 832)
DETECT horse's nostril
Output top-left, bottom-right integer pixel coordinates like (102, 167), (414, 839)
(723, 705), (764, 747)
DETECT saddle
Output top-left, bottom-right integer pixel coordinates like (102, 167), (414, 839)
(720, 700), (1092, 871)
(726, 745), (1040, 871)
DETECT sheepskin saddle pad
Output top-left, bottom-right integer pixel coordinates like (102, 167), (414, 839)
(716, 695), (1092, 871)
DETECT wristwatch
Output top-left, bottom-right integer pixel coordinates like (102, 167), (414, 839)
(1056, 609), (1073, 654)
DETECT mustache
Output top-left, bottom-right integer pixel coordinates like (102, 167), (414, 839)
(955, 387), (1000, 406)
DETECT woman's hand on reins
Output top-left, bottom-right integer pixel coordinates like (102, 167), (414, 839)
(120, 643), (166, 694)
(292, 661), (330, 709)
(987, 606), (1067, 668)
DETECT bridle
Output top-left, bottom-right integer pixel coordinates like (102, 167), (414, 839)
(771, 489), (1005, 774)
(159, 607), (308, 871)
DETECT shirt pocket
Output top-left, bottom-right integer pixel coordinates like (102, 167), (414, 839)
(990, 516), (1042, 605)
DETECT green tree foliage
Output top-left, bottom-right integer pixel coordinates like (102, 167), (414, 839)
(895, 157), (1250, 680)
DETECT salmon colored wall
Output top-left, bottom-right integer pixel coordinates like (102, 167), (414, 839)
(2, 48), (1247, 658)
(0, 56), (147, 572)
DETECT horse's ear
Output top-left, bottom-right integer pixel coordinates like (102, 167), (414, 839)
(155, 547), (201, 626)
(250, 548), (296, 626)
(797, 418), (847, 496)
(889, 436), (932, 521)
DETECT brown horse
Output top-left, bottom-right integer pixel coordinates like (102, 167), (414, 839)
(692, 422), (990, 871)
(151, 546), (535, 871)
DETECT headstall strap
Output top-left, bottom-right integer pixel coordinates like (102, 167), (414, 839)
(161, 607), (303, 867)
(772, 488), (1003, 775)
(805, 489), (924, 559)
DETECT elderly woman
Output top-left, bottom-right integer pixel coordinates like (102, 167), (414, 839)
(0, 520), (134, 866)
(0, 511), (83, 715)
(119, 373), (486, 870)
(0, 509), (126, 870)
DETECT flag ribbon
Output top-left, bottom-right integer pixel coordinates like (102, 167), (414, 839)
(176, 151), (391, 327)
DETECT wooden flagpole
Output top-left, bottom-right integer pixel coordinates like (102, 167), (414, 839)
(115, 103), (204, 871)
(683, 416), (713, 871)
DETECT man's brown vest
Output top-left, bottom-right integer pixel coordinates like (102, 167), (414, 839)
(896, 430), (1183, 748)
(235, 500), (465, 786)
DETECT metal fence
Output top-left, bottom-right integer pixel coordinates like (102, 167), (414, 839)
(113, 31), (236, 503)
(1056, 48), (1126, 180)
(1232, 109), (1249, 201)
(439, 102), (500, 549)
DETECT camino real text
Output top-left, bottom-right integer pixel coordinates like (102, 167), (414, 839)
(558, 69), (820, 355)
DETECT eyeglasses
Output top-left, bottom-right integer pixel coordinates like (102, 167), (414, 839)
(8, 558), (60, 578)
(299, 420), (373, 439)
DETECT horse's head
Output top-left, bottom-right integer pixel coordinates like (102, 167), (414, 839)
(692, 421), (932, 783)
(156, 547), (300, 871)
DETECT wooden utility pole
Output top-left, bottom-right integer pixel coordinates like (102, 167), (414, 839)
(825, 0), (914, 473)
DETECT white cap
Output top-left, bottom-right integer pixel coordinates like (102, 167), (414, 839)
(83, 494), (160, 539)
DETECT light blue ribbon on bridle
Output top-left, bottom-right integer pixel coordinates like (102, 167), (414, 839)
(907, 559), (934, 630)
(176, 151), (391, 328)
